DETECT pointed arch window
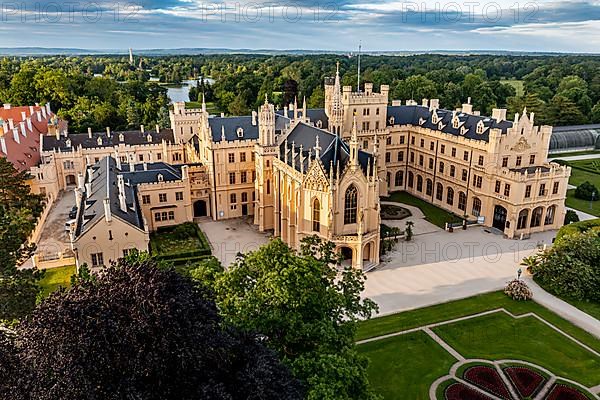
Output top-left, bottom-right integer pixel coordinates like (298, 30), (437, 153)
(312, 198), (321, 232)
(344, 185), (358, 224)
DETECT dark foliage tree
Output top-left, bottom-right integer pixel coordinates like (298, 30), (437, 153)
(564, 209), (580, 225)
(0, 257), (303, 400)
(575, 181), (599, 201)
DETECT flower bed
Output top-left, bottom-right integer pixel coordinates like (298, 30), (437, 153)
(444, 383), (493, 400)
(546, 384), (590, 400)
(380, 204), (412, 220)
(463, 366), (512, 399)
(504, 366), (546, 398)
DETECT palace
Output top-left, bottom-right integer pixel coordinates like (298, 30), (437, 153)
(31, 63), (570, 269)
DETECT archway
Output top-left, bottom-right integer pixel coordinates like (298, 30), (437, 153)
(340, 247), (353, 265)
(363, 242), (372, 262)
(193, 200), (207, 217)
(65, 174), (76, 186)
(517, 209), (529, 230)
(493, 205), (507, 230)
(531, 206), (543, 227)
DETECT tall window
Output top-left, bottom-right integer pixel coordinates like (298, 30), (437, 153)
(426, 179), (433, 196)
(436, 183), (443, 201)
(395, 171), (404, 187)
(531, 207), (543, 227)
(517, 209), (529, 230)
(472, 197), (481, 217)
(458, 192), (466, 211)
(447, 187), (454, 205)
(344, 185), (358, 224)
(545, 205), (556, 225)
(312, 198), (321, 232)
(407, 172), (414, 188)
(416, 175), (423, 192)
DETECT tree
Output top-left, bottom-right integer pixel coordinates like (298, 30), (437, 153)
(215, 237), (379, 400)
(575, 181), (598, 201)
(546, 95), (587, 126)
(564, 209), (580, 225)
(308, 85), (325, 108)
(0, 158), (44, 321)
(405, 221), (414, 241)
(0, 256), (303, 400)
(393, 75), (437, 101)
(591, 101), (600, 123)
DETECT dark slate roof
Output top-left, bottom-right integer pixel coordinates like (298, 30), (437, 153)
(553, 124), (600, 132)
(208, 116), (259, 142)
(510, 166), (551, 174)
(74, 157), (183, 239)
(280, 122), (372, 177)
(42, 129), (175, 151)
(386, 105), (513, 142)
(275, 108), (329, 130)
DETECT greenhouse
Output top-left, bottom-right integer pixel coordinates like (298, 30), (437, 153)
(549, 124), (600, 153)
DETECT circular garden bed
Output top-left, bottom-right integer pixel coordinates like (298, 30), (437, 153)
(381, 204), (411, 220)
(437, 361), (595, 400)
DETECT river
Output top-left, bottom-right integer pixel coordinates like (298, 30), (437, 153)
(166, 78), (215, 104)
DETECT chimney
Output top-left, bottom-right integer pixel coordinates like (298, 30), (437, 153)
(12, 128), (20, 144)
(77, 173), (85, 190)
(2, 104), (10, 110)
(365, 82), (373, 95)
(88, 127), (92, 139)
(0, 137), (6, 154)
(155, 124), (160, 134)
(181, 165), (189, 180)
(55, 127), (60, 140)
(251, 110), (257, 126)
(19, 122), (26, 137)
(129, 161), (135, 172)
(26, 117), (32, 131)
(2, 120), (8, 133)
(36, 111), (42, 122)
(106, 127), (111, 137)
(20, 111), (26, 121)
(462, 98), (473, 114)
(492, 108), (507, 122)
(74, 188), (82, 208)
(391, 100), (401, 106)
(46, 102), (51, 115)
(85, 182), (92, 195)
(8, 119), (14, 130)
(429, 99), (439, 111)
(29, 105), (34, 115)
(406, 100), (417, 106)
(103, 198), (112, 222)
(41, 107), (47, 119)
(284, 106), (288, 118)
(140, 125), (145, 133)
(143, 162), (147, 171)
(87, 166), (94, 182)
(422, 98), (429, 107)
(117, 175), (127, 212)
(220, 112), (225, 118)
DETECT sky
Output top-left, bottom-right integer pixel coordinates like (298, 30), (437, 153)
(0, 0), (598, 52)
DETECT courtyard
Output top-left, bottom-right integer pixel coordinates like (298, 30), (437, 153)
(357, 291), (600, 400)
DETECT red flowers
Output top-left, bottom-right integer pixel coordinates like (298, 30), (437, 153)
(504, 366), (546, 398)
(463, 366), (512, 399)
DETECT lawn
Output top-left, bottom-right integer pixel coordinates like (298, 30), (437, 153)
(383, 191), (462, 228)
(501, 79), (524, 96)
(534, 277), (600, 322)
(358, 331), (456, 400)
(357, 292), (600, 399)
(39, 265), (76, 297)
(556, 159), (600, 216)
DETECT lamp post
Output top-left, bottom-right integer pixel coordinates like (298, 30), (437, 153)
(517, 268), (522, 281)
(591, 191), (596, 210)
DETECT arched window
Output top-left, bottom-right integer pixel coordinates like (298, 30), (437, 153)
(312, 198), (321, 232)
(530, 207), (543, 227)
(416, 175), (423, 192)
(344, 185), (358, 224)
(395, 171), (404, 187)
(517, 209), (529, 230)
(458, 191), (467, 211)
(407, 172), (414, 188)
(266, 180), (271, 195)
(472, 197), (482, 217)
(545, 205), (556, 225)
(426, 179), (433, 196)
(447, 187), (454, 206)
(436, 183), (443, 201)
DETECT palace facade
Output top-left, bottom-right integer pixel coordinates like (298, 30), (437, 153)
(32, 63), (570, 269)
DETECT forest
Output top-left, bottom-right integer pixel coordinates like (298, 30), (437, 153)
(0, 53), (599, 133)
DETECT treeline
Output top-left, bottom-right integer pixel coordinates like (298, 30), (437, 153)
(1, 54), (599, 132)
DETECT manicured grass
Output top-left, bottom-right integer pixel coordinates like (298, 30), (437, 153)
(39, 265), (76, 297)
(152, 234), (203, 255)
(383, 191), (462, 228)
(566, 190), (600, 217)
(358, 331), (456, 400)
(433, 312), (600, 387)
(534, 277), (600, 321)
(554, 159), (600, 216)
(356, 292), (600, 355)
(502, 79), (524, 96)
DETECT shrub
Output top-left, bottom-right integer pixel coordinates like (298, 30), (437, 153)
(564, 209), (580, 225)
(575, 181), (599, 201)
(504, 279), (533, 301)
(172, 222), (199, 239)
(556, 218), (600, 242)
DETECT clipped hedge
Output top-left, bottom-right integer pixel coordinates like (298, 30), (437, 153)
(150, 222), (212, 261)
(557, 218), (600, 242)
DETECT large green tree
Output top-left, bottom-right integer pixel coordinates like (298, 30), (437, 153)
(215, 237), (379, 400)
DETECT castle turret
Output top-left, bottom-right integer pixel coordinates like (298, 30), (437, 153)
(259, 95), (275, 146)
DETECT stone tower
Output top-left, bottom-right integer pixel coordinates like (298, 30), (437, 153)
(254, 95), (277, 231)
(325, 62), (344, 136)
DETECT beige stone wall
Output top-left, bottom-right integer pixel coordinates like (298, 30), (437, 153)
(137, 179), (193, 232)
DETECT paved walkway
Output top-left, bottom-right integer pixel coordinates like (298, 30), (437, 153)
(568, 207), (598, 221)
(380, 201), (441, 236)
(548, 153), (600, 161)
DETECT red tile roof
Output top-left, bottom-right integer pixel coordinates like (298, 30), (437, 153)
(0, 104), (66, 172)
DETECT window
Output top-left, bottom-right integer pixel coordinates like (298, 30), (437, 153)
(240, 152), (246, 162)
(228, 153), (235, 163)
(395, 171), (404, 186)
(168, 211), (175, 220)
(410, 152), (415, 163)
(525, 185), (531, 198)
(408, 172), (414, 188)
(376, 108), (380, 115)
(545, 205), (556, 225)
(397, 151), (404, 162)
(517, 209), (529, 230)
(63, 161), (74, 170)
(447, 187), (454, 205)
(123, 248), (133, 257)
(154, 213), (161, 222)
(312, 198), (321, 232)
(420, 139), (425, 148)
(502, 157), (508, 167)
(439, 162), (445, 174)
(430, 142), (435, 151)
(266, 180), (271, 195)
(385, 152), (391, 163)
(436, 183), (443, 201)
(252, 171), (256, 181)
(157, 153), (162, 160)
(472, 198), (482, 217)
(416, 175), (423, 192)
(230, 193), (237, 204)
(530, 154), (536, 165)
(173, 153), (182, 162)
(229, 172), (236, 185)
(176, 192), (183, 201)
(344, 185), (358, 224)
(375, 121), (379, 130)
(399, 135), (405, 144)
(450, 166), (455, 177)
(473, 175), (482, 188)
(516, 156), (522, 166)
(241, 171), (247, 183)
(411, 136), (415, 145)
(495, 180), (501, 193)
(91, 252), (104, 267)
(138, 154), (144, 162)
(461, 169), (468, 181)
(539, 183), (546, 196)
(478, 155), (484, 166)
(553, 182), (560, 195)
(463, 151), (469, 161)
(159, 193), (167, 202)
(266, 160), (270, 167)
(531, 207), (543, 227)
(419, 155), (424, 166)
(242, 192), (248, 202)
(251, 152), (255, 161)
(386, 137), (392, 145)
(428, 158), (434, 169)
(440, 144), (445, 154)
(426, 179), (433, 196)
(458, 192), (467, 211)
(451, 148), (456, 157)
(363, 140), (369, 149)
(142, 195), (150, 204)
(504, 184), (511, 197)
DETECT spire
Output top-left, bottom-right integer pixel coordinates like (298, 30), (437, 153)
(350, 116), (359, 168)
(314, 135), (321, 159)
(264, 93), (269, 105)
(201, 93), (206, 112)
(302, 96), (307, 121)
(293, 96), (298, 120)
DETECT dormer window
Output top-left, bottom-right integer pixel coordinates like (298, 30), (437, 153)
(236, 127), (244, 138)
(388, 116), (395, 125)
(65, 139), (72, 148)
(438, 121), (444, 130)
(460, 126), (467, 135)
(119, 133), (125, 142)
(452, 117), (460, 129)
(146, 134), (152, 142)
(431, 112), (439, 124)
(97, 137), (103, 146)
(316, 120), (323, 128)
(157, 174), (164, 182)
(476, 120), (485, 134)
(418, 117), (426, 125)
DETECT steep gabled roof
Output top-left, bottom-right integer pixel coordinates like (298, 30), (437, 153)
(42, 129), (175, 152)
(208, 116), (259, 142)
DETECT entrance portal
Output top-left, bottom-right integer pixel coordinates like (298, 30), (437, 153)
(193, 200), (207, 217)
(493, 205), (507, 230)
